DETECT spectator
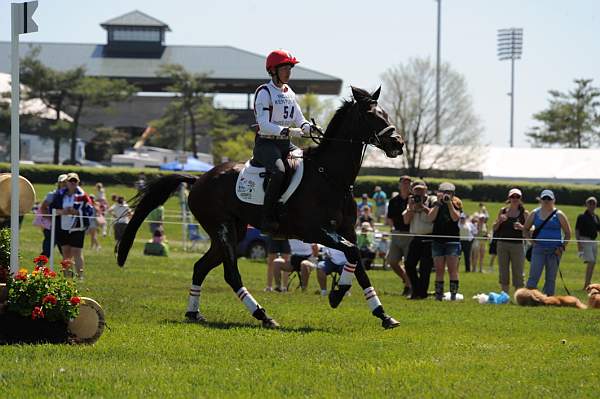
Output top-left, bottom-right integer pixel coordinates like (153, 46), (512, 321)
(356, 193), (371, 215)
(38, 174), (67, 257)
(372, 186), (388, 223)
(471, 215), (488, 273)
(144, 228), (170, 257)
(478, 203), (490, 220)
(316, 247), (347, 296)
(87, 195), (100, 251)
(523, 189), (572, 296)
(375, 232), (390, 265)
(458, 213), (476, 272)
(492, 188), (529, 293)
(95, 182), (108, 237)
(275, 239), (319, 291)
(135, 172), (147, 192)
(357, 222), (376, 270)
(264, 237), (291, 292)
(385, 175), (413, 296)
(402, 180), (435, 299)
(109, 196), (132, 243)
(427, 182), (462, 301)
(357, 205), (375, 229)
(488, 234), (498, 272)
(576, 196), (600, 289)
(49, 173), (93, 280)
(148, 205), (165, 235)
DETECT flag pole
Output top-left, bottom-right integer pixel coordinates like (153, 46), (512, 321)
(9, 3), (21, 275)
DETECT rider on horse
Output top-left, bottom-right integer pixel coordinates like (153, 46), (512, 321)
(253, 49), (318, 233)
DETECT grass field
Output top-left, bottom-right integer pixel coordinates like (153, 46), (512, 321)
(1, 183), (599, 398)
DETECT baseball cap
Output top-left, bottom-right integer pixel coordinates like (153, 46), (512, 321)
(399, 175), (412, 183)
(508, 188), (522, 198)
(66, 172), (80, 183)
(411, 180), (427, 190)
(438, 182), (456, 192)
(361, 193), (368, 199)
(57, 174), (68, 183)
(538, 189), (555, 200)
(586, 196), (597, 204)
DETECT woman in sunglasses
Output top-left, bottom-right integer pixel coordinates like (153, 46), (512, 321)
(522, 189), (572, 295)
(492, 188), (529, 293)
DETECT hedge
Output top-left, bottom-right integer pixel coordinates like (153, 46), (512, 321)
(0, 163), (197, 186)
(2, 163), (598, 206)
(354, 176), (600, 206)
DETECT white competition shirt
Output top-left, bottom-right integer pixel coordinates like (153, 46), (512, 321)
(254, 81), (308, 136)
(289, 239), (313, 256)
(60, 193), (76, 230)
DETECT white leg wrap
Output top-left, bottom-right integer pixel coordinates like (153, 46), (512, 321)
(338, 263), (356, 286)
(364, 287), (382, 312)
(187, 284), (201, 312)
(236, 287), (259, 314)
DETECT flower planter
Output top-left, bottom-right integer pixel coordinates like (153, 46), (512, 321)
(0, 312), (71, 344)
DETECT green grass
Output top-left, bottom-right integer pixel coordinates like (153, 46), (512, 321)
(1, 184), (600, 398)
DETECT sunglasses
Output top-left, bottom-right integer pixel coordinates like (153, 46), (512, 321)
(509, 195), (521, 199)
(541, 196), (553, 201)
(68, 179), (78, 183)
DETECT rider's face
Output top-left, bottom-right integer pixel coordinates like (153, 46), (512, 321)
(276, 64), (292, 83)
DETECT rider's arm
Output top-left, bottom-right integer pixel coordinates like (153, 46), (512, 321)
(254, 89), (286, 136)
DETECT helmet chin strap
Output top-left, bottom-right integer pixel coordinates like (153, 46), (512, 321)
(271, 66), (288, 86)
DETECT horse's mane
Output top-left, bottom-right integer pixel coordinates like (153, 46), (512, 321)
(303, 98), (356, 157)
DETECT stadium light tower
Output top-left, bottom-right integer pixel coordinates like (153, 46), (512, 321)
(497, 28), (523, 147)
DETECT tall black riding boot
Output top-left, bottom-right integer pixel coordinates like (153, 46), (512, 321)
(261, 171), (284, 234)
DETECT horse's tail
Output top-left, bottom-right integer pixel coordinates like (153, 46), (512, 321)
(116, 174), (198, 267)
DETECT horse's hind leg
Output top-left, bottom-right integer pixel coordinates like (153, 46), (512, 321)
(185, 243), (223, 322)
(216, 221), (279, 328)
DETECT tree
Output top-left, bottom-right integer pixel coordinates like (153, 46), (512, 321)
(526, 79), (600, 148)
(209, 124), (255, 164)
(156, 64), (212, 158)
(85, 127), (133, 163)
(380, 57), (483, 175)
(66, 77), (136, 162)
(20, 47), (84, 164)
(296, 93), (335, 126)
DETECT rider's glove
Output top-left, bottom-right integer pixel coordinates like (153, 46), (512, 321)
(301, 123), (312, 135)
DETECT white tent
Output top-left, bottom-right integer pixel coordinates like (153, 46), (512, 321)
(362, 145), (600, 184)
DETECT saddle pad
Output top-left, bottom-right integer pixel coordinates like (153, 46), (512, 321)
(236, 154), (304, 206)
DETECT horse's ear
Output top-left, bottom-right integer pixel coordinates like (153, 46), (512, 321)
(351, 86), (369, 103)
(371, 86), (381, 101)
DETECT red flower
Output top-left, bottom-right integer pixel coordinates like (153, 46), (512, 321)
(60, 259), (73, 270)
(69, 296), (81, 305)
(15, 271), (27, 281)
(48, 271), (57, 278)
(33, 255), (49, 266)
(42, 294), (57, 305)
(31, 306), (45, 320)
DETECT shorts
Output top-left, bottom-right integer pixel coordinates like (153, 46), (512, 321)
(290, 254), (310, 271)
(375, 205), (387, 218)
(57, 230), (85, 249)
(387, 231), (412, 265)
(319, 259), (344, 275)
(580, 237), (598, 264)
(432, 241), (461, 258)
(267, 237), (291, 255)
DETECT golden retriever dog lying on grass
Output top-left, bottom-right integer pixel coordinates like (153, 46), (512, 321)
(514, 288), (587, 309)
(586, 284), (600, 309)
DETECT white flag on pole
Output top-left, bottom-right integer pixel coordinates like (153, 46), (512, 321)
(12, 1), (39, 35)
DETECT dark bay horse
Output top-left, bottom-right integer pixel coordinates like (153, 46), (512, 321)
(117, 86), (405, 329)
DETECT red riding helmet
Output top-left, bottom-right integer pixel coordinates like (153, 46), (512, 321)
(266, 49), (299, 72)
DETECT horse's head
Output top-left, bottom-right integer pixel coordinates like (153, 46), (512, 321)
(351, 86), (404, 158)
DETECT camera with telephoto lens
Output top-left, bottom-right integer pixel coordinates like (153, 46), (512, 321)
(443, 194), (451, 203)
(413, 195), (421, 204)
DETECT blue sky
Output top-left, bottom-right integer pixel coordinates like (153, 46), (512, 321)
(2, 0), (599, 147)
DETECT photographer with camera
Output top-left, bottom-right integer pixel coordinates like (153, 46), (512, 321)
(427, 182), (462, 300)
(402, 180), (436, 299)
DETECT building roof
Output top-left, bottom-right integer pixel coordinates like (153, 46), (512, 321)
(0, 42), (342, 94)
(100, 10), (171, 30)
(362, 145), (600, 184)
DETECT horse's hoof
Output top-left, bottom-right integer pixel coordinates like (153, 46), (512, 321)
(382, 316), (400, 329)
(184, 311), (206, 323)
(328, 285), (350, 309)
(262, 318), (280, 329)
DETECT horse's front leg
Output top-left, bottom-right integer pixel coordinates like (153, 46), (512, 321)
(313, 228), (400, 329)
(216, 221), (279, 328)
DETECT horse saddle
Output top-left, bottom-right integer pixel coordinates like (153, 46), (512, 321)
(235, 148), (304, 205)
